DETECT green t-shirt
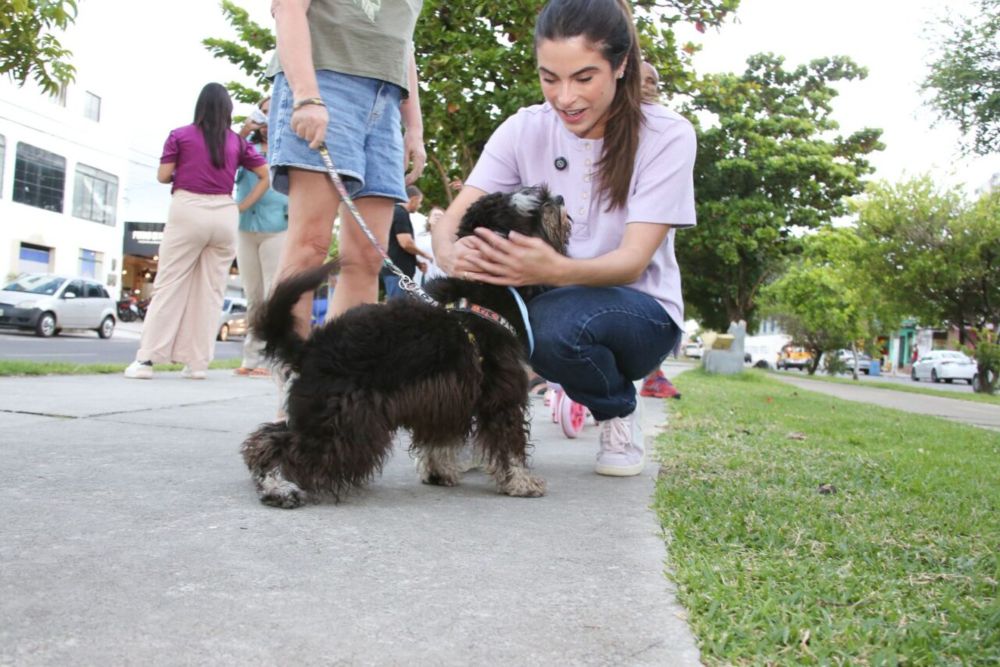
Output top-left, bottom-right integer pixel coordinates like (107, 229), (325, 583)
(267, 0), (423, 94)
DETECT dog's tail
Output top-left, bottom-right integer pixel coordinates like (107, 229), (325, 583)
(253, 258), (341, 368)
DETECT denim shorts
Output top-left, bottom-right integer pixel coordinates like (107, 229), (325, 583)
(268, 71), (407, 202)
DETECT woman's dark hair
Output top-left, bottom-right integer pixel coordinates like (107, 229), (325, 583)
(535, 0), (643, 210)
(193, 83), (234, 169)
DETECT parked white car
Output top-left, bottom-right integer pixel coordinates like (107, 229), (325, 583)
(0, 274), (116, 338)
(683, 342), (703, 359)
(911, 350), (978, 385)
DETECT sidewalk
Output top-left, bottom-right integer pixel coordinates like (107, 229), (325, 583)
(771, 373), (1000, 431)
(0, 367), (700, 665)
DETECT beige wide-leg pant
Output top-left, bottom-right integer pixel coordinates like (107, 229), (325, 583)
(137, 190), (238, 371)
(236, 230), (287, 369)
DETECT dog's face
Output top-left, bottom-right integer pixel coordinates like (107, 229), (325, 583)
(456, 186), (571, 255)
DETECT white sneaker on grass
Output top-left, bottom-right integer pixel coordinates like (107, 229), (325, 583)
(594, 400), (645, 477)
(181, 366), (207, 380)
(124, 360), (153, 380)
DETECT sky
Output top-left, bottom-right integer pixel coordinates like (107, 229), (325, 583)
(60, 0), (998, 204)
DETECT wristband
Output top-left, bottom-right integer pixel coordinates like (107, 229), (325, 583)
(293, 97), (326, 111)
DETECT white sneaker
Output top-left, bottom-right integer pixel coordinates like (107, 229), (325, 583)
(124, 360), (153, 380)
(594, 401), (645, 477)
(181, 365), (207, 380)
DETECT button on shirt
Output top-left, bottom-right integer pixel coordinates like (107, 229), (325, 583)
(465, 102), (697, 327)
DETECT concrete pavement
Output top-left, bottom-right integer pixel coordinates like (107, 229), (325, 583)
(0, 367), (700, 666)
(771, 373), (1000, 431)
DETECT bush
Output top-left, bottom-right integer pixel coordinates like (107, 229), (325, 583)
(967, 329), (1000, 394)
(823, 354), (849, 376)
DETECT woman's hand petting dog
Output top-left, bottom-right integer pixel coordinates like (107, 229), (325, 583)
(460, 228), (566, 287)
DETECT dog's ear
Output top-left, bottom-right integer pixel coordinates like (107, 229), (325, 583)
(456, 192), (512, 239)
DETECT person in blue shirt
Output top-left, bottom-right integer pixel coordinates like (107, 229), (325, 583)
(235, 96), (288, 377)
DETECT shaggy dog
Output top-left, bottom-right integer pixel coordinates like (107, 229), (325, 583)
(241, 186), (570, 508)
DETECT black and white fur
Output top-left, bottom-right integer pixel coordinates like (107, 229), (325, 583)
(241, 186), (570, 508)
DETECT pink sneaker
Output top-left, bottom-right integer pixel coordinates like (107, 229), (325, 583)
(595, 403), (645, 477)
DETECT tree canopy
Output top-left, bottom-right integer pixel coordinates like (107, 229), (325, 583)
(759, 228), (890, 375)
(921, 0), (1000, 156)
(676, 53), (883, 331)
(852, 177), (1000, 339)
(0, 0), (78, 96)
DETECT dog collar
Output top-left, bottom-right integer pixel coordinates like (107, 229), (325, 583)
(446, 298), (517, 337)
(445, 293), (534, 357)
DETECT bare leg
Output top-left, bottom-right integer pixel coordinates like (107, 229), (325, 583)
(328, 196), (395, 318)
(276, 169), (342, 339)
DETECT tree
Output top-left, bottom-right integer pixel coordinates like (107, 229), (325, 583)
(676, 53), (883, 332)
(921, 0), (1000, 156)
(204, 1), (742, 206)
(759, 228), (889, 376)
(851, 177), (1000, 342)
(0, 0), (78, 96)
(202, 0), (275, 106)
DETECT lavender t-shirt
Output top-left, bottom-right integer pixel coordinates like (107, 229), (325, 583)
(465, 102), (697, 327)
(160, 124), (266, 195)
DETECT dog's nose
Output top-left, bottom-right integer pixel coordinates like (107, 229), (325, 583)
(553, 195), (564, 206)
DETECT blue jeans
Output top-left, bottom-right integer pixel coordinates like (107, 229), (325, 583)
(528, 287), (682, 421)
(382, 274), (405, 300)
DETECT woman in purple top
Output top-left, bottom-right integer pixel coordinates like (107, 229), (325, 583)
(125, 83), (270, 380)
(433, 0), (696, 477)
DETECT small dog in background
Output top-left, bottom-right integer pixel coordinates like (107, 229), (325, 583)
(241, 186), (570, 508)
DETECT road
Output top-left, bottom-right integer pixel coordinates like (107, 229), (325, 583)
(0, 321), (243, 365)
(771, 366), (976, 394)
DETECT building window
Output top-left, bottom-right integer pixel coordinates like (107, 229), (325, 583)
(83, 92), (101, 122)
(18, 243), (52, 274)
(13, 142), (66, 213)
(79, 249), (103, 279)
(73, 163), (118, 225)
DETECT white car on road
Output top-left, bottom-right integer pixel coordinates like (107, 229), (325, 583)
(911, 350), (978, 385)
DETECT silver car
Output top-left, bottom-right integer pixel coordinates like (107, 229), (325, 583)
(218, 297), (249, 341)
(0, 274), (116, 338)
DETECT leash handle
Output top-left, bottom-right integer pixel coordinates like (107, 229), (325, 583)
(317, 146), (439, 307)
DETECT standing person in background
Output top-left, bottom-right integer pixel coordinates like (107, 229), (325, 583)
(414, 205), (446, 285)
(234, 95), (288, 378)
(381, 185), (433, 299)
(125, 83), (270, 380)
(640, 59), (660, 102)
(266, 0), (426, 336)
(637, 59), (680, 400)
(433, 0), (696, 477)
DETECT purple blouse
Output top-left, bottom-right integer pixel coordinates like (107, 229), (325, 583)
(160, 124), (266, 195)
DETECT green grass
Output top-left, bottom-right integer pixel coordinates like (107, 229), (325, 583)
(0, 358), (242, 376)
(656, 370), (1000, 665)
(773, 370), (1000, 406)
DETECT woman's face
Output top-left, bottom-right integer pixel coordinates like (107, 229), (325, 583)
(537, 36), (624, 140)
(259, 99), (270, 139)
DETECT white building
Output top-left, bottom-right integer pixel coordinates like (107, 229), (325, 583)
(0, 77), (129, 293)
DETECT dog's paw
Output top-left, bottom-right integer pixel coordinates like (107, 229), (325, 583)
(415, 451), (461, 487)
(259, 481), (307, 509)
(420, 471), (460, 487)
(499, 471), (547, 498)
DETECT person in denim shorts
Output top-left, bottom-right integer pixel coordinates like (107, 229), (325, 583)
(267, 0), (425, 336)
(433, 0), (696, 477)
